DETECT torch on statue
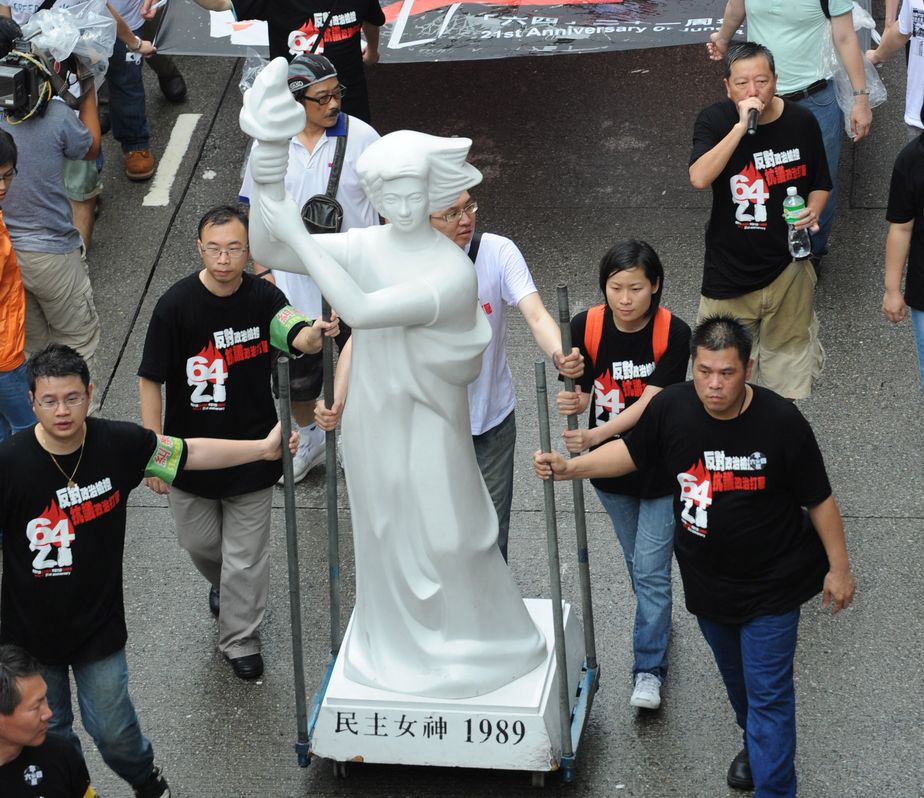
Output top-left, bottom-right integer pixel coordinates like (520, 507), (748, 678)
(240, 58), (546, 700)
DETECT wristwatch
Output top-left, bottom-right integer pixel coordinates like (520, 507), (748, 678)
(852, 88), (871, 96)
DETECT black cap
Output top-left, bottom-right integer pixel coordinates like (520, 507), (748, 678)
(287, 55), (338, 97)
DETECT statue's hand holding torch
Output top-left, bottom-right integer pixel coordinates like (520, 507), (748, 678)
(239, 58), (308, 265)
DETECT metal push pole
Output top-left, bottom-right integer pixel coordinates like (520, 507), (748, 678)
(277, 357), (311, 767)
(556, 285), (597, 670)
(321, 299), (341, 655)
(535, 361), (575, 765)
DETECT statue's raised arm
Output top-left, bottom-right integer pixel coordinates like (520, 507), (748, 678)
(241, 58), (480, 330)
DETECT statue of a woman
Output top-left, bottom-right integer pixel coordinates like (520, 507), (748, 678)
(241, 60), (546, 699)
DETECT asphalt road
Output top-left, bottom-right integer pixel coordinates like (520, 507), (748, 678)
(5, 4), (923, 795)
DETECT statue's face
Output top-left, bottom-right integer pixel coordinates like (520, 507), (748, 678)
(379, 176), (429, 234)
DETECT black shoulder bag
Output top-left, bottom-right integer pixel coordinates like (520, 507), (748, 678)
(300, 115), (348, 235)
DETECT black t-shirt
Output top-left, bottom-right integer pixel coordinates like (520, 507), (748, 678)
(690, 100), (831, 298)
(232, 0), (385, 120)
(138, 272), (309, 499)
(625, 383), (831, 623)
(886, 132), (924, 310)
(572, 308), (690, 497)
(0, 419), (186, 665)
(0, 734), (95, 798)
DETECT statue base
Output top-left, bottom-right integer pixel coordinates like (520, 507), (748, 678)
(309, 598), (586, 773)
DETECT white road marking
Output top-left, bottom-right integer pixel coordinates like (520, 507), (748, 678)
(142, 114), (203, 207)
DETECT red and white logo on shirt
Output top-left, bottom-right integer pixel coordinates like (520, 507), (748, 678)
(593, 371), (625, 419)
(26, 500), (75, 575)
(187, 340), (228, 408)
(678, 459), (713, 538)
(730, 162), (769, 228)
(677, 450), (768, 538)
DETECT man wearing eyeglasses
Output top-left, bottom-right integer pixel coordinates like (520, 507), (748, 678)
(137, 205), (338, 680)
(239, 54), (378, 484)
(0, 343), (299, 798)
(316, 191), (583, 561)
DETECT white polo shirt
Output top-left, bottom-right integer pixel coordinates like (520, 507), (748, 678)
(239, 112), (380, 318)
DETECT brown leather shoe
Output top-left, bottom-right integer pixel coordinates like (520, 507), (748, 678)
(125, 149), (155, 181)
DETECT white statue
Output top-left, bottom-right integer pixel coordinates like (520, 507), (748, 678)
(240, 59), (546, 699)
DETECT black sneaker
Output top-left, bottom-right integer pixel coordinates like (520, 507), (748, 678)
(134, 765), (171, 798)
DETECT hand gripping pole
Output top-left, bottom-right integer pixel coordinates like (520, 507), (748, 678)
(556, 284), (597, 669)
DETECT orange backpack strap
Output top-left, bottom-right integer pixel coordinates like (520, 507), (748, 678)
(652, 306), (672, 364)
(583, 304), (606, 368)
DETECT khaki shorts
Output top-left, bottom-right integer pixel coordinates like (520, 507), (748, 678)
(63, 158), (103, 202)
(18, 247), (101, 412)
(697, 260), (824, 399)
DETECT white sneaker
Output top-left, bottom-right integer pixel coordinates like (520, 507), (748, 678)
(630, 672), (662, 709)
(277, 437), (327, 485)
(291, 435), (326, 483)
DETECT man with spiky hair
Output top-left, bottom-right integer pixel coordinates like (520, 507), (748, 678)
(535, 315), (855, 798)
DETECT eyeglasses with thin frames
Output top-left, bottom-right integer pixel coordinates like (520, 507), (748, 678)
(301, 85), (347, 106)
(34, 394), (87, 410)
(431, 200), (478, 225)
(199, 245), (249, 259)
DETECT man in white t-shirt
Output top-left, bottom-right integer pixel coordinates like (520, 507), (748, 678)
(867, 0), (924, 140)
(428, 193), (582, 558)
(315, 191), (583, 560)
(239, 53), (379, 483)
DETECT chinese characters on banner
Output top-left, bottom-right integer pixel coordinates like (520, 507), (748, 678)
(154, 0), (738, 62)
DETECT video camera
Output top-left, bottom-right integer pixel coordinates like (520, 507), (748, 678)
(0, 38), (80, 122)
(0, 0), (116, 123)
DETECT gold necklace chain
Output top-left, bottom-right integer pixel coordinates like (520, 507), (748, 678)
(41, 428), (86, 488)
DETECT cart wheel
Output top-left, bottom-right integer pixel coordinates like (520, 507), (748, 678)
(333, 761), (347, 779)
(531, 771), (546, 788)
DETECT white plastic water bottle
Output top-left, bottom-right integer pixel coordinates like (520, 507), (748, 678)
(783, 186), (811, 260)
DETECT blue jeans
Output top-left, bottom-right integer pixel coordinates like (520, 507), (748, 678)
(107, 26), (150, 152)
(697, 609), (801, 798)
(472, 410), (516, 562)
(0, 362), (35, 442)
(913, 308), (924, 397)
(43, 648), (156, 787)
(594, 489), (674, 678)
(794, 80), (843, 259)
